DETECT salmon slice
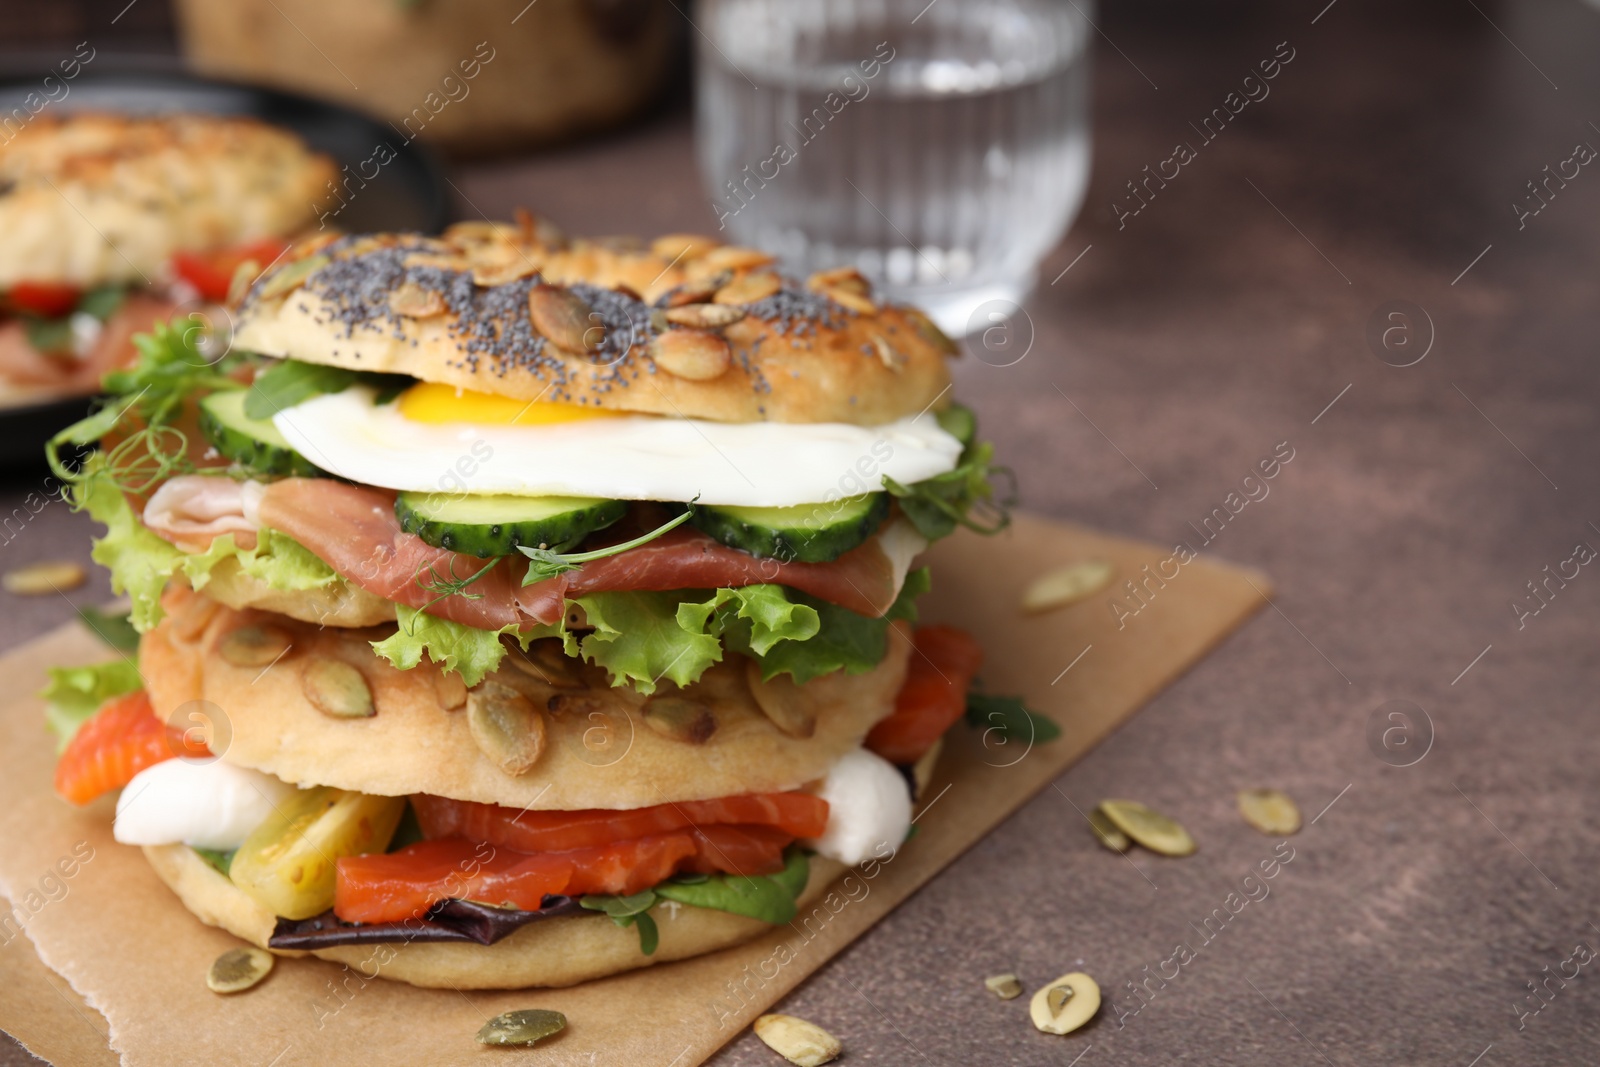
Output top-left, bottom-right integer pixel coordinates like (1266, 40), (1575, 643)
(53, 690), (173, 805)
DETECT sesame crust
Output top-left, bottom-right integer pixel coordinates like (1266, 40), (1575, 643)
(230, 223), (958, 425)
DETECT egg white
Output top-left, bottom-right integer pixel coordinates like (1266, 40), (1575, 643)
(272, 387), (964, 508)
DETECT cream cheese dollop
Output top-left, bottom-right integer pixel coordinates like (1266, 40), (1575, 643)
(803, 747), (913, 866)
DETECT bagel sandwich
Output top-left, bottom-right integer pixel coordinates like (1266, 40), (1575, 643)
(0, 112), (335, 403)
(43, 219), (1014, 989)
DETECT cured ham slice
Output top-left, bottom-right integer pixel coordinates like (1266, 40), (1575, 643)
(254, 479), (559, 628)
(563, 526), (898, 617)
(143, 475), (266, 554)
(147, 476), (907, 628)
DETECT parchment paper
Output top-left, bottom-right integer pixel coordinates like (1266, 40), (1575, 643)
(0, 513), (1267, 1066)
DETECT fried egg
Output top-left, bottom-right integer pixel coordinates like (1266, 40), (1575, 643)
(272, 383), (965, 508)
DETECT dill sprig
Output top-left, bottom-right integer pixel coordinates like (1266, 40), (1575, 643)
(518, 501), (698, 584)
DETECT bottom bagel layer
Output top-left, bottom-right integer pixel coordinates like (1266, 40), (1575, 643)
(144, 842), (848, 990)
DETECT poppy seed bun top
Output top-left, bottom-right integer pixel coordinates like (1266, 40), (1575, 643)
(0, 113), (335, 288)
(229, 222), (959, 425)
(140, 589), (914, 811)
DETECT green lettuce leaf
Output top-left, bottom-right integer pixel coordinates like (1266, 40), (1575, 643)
(370, 606), (562, 688)
(655, 848), (810, 924)
(731, 569), (929, 686)
(180, 529), (340, 593)
(675, 584), (821, 656)
(74, 456), (185, 630)
(72, 454), (346, 632)
(41, 660), (142, 751)
(570, 591), (724, 695)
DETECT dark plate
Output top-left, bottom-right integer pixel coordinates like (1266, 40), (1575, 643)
(0, 60), (453, 468)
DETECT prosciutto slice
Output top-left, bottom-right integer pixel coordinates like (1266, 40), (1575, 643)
(255, 479), (563, 628)
(143, 475), (266, 554)
(563, 526), (898, 617)
(148, 477), (905, 628)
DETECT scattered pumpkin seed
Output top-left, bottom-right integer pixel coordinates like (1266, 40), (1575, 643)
(1029, 972), (1100, 1035)
(258, 254), (328, 300)
(651, 328), (732, 381)
(1021, 560), (1114, 614)
(300, 657), (374, 719)
(476, 1008), (567, 1047)
(471, 259), (540, 288)
(2, 560), (85, 595)
(1237, 788), (1302, 835)
(817, 285), (875, 315)
(745, 661), (817, 739)
(985, 973), (1023, 1000)
(219, 624), (294, 669)
(528, 284), (601, 353)
(1087, 808), (1131, 852)
(505, 640), (583, 688)
(869, 333), (905, 373)
(433, 669), (468, 711)
(206, 946), (273, 994)
(701, 246), (775, 273)
(387, 280), (445, 318)
(753, 1014), (841, 1067)
(807, 266), (870, 296)
(664, 302), (746, 330)
(643, 696), (717, 744)
(1098, 799), (1196, 857)
(662, 272), (731, 308)
(225, 259), (261, 306)
(650, 233), (721, 263)
(468, 681), (547, 776)
(715, 270), (782, 305)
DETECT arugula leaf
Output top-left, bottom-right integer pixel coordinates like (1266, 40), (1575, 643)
(243, 360), (356, 419)
(964, 692), (1061, 744)
(580, 890), (660, 955)
(655, 848), (809, 924)
(883, 440), (1014, 541)
(243, 359), (415, 420)
(633, 911), (660, 955)
(41, 660), (142, 751)
(191, 847), (235, 877)
(936, 402), (976, 447)
(75, 605), (140, 653)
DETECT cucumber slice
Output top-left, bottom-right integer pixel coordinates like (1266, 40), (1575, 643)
(689, 493), (888, 563)
(198, 389), (322, 477)
(395, 492), (626, 558)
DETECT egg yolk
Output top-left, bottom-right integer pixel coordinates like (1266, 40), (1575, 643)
(397, 382), (615, 426)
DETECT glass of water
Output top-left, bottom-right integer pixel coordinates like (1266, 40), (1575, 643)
(695, 0), (1092, 337)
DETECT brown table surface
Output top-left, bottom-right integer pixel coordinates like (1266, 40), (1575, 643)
(5, 0), (1600, 1063)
